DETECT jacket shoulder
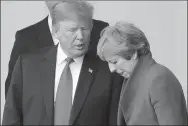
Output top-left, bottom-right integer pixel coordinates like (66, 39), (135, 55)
(16, 16), (48, 36)
(148, 63), (177, 80)
(92, 19), (109, 31)
(93, 19), (109, 26)
(148, 63), (182, 94)
(140, 62), (181, 96)
(19, 46), (53, 61)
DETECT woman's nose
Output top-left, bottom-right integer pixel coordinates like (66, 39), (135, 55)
(108, 63), (116, 73)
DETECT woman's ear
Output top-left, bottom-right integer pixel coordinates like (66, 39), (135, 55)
(132, 51), (138, 60)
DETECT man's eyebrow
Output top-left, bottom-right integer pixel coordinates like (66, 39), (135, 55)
(65, 23), (78, 28)
(68, 25), (78, 28)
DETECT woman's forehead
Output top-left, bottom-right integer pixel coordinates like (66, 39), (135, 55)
(103, 39), (128, 60)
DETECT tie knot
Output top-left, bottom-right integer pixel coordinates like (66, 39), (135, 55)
(66, 57), (74, 65)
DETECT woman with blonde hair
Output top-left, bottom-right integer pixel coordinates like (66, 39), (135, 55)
(97, 21), (187, 125)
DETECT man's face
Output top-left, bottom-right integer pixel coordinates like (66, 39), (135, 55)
(55, 19), (92, 58)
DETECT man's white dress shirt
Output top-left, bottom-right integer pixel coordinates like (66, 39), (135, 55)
(54, 42), (84, 103)
(48, 14), (84, 103)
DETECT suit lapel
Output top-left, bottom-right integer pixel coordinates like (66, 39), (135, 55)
(37, 16), (54, 47)
(119, 53), (154, 121)
(69, 52), (98, 125)
(40, 46), (57, 124)
(40, 48), (98, 124)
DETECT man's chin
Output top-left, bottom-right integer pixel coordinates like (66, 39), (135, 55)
(70, 50), (87, 58)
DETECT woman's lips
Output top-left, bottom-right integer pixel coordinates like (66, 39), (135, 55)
(119, 71), (124, 76)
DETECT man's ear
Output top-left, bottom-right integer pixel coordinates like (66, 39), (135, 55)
(52, 25), (59, 39)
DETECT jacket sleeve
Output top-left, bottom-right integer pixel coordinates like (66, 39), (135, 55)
(2, 56), (23, 125)
(149, 72), (188, 125)
(5, 31), (25, 98)
(117, 104), (126, 125)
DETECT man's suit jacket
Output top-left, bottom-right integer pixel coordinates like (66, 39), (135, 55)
(118, 52), (187, 125)
(3, 45), (124, 125)
(5, 16), (109, 98)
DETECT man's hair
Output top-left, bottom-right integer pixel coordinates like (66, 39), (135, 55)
(51, 0), (94, 26)
(97, 21), (150, 61)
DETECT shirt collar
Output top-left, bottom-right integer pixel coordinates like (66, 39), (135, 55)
(57, 43), (67, 65)
(57, 44), (85, 65)
(48, 14), (52, 35)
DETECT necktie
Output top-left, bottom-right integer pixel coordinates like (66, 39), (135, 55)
(54, 57), (74, 125)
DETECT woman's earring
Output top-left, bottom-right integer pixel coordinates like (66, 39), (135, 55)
(132, 52), (137, 60)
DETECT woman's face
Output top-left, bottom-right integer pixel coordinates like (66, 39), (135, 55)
(106, 54), (137, 78)
(103, 39), (138, 78)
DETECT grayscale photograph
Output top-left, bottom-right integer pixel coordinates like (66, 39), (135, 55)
(1, 1), (187, 125)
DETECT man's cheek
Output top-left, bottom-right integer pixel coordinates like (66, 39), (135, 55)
(65, 31), (73, 37)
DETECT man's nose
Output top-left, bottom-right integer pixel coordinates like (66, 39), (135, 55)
(76, 29), (83, 40)
(108, 63), (116, 73)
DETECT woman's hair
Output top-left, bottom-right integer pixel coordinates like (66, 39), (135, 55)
(97, 21), (150, 61)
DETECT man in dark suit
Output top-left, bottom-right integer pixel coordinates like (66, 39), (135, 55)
(5, 1), (109, 98)
(2, 1), (123, 125)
